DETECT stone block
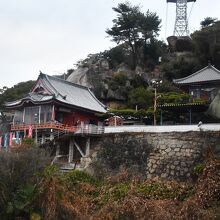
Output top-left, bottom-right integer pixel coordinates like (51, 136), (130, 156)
(168, 151), (175, 156)
(184, 168), (189, 172)
(170, 165), (175, 170)
(176, 166), (181, 171)
(170, 170), (175, 176)
(174, 161), (179, 165)
(161, 173), (168, 178)
(165, 147), (171, 153)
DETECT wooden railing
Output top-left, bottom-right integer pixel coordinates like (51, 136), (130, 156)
(11, 122), (76, 132)
(11, 122), (105, 135)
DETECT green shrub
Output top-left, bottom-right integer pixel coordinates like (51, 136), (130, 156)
(158, 92), (191, 105)
(109, 108), (153, 120)
(112, 183), (130, 201)
(137, 183), (173, 199)
(62, 170), (100, 188)
(0, 148), (51, 219)
(112, 72), (128, 86)
(137, 182), (193, 201)
(39, 165), (59, 180)
(193, 163), (205, 175)
(128, 87), (153, 109)
(21, 137), (36, 147)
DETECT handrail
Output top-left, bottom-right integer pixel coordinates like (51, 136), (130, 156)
(11, 122), (76, 132)
(51, 154), (68, 165)
(11, 122), (105, 134)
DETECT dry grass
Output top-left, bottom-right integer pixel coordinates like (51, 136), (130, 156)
(37, 158), (220, 220)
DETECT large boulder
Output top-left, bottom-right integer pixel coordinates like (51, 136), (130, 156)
(207, 90), (220, 118)
(67, 67), (90, 87)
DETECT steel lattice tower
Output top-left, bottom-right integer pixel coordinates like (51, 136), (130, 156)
(167, 0), (196, 36)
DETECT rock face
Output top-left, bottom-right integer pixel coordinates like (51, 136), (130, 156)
(207, 90), (220, 118)
(67, 67), (90, 87)
(67, 55), (112, 88)
(67, 54), (150, 104)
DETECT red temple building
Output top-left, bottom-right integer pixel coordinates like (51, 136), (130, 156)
(5, 73), (107, 135)
(4, 73), (107, 169)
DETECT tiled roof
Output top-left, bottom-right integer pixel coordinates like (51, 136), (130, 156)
(173, 65), (220, 85)
(5, 73), (107, 113)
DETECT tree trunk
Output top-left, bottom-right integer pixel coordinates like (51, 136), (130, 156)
(130, 43), (137, 70)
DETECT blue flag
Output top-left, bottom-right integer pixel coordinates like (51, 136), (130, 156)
(4, 133), (8, 147)
(16, 131), (20, 144)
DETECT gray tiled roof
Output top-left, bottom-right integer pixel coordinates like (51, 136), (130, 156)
(5, 94), (54, 107)
(5, 73), (107, 113)
(173, 65), (220, 85)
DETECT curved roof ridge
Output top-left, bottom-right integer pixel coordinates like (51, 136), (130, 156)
(173, 65), (220, 84)
(4, 94), (53, 107)
(5, 98), (23, 105)
(173, 65), (209, 83)
(211, 65), (220, 73)
(44, 73), (91, 90)
(88, 88), (107, 109)
(39, 73), (60, 97)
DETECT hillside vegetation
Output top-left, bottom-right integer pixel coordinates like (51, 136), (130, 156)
(0, 145), (220, 220)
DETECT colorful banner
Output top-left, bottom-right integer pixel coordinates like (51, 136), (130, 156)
(16, 131), (20, 144)
(28, 125), (33, 138)
(9, 132), (13, 147)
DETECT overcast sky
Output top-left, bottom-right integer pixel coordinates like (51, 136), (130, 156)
(0, 0), (219, 88)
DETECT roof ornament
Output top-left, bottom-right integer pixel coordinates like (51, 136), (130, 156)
(208, 61), (211, 67)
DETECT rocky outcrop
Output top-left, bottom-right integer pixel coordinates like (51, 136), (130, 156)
(207, 90), (220, 118)
(67, 54), (150, 104)
(67, 67), (90, 87)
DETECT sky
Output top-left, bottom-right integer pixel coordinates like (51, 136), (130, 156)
(0, 0), (219, 88)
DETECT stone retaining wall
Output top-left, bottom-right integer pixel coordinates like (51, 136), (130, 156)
(90, 131), (220, 181)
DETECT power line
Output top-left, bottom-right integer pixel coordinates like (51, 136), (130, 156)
(165, 3), (169, 39)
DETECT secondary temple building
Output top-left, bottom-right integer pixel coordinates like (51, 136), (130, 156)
(173, 64), (220, 102)
(159, 64), (220, 124)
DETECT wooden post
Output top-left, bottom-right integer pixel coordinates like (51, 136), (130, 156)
(50, 129), (54, 141)
(85, 137), (90, 157)
(189, 108), (192, 125)
(39, 106), (41, 124)
(51, 105), (55, 121)
(68, 138), (74, 163)
(41, 133), (45, 144)
(35, 128), (38, 144)
(153, 88), (157, 126)
(56, 143), (60, 156)
(22, 108), (25, 123)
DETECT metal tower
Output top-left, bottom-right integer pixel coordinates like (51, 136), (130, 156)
(167, 0), (196, 36)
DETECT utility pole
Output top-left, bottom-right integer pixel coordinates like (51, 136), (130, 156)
(151, 80), (162, 126)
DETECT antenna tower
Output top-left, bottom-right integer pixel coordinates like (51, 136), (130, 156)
(167, 0), (196, 36)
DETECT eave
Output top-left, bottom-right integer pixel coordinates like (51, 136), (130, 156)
(5, 97), (107, 114)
